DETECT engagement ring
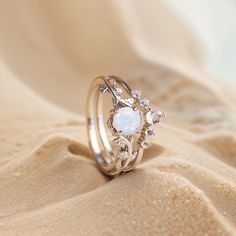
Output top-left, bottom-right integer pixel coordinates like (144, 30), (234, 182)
(86, 76), (165, 177)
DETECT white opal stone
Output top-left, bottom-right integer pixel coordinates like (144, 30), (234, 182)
(112, 107), (141, 136)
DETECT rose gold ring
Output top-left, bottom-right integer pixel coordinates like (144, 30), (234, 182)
(86, 75), (165, 177)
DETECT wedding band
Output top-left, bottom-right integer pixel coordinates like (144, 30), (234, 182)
(86, 76), (165, 177)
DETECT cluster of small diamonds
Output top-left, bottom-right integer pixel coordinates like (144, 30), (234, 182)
(130, 90), (166, 148)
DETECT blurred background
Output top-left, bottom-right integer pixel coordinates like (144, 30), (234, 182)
(167, 0), (236, 83)
(0, 0), (235, 113)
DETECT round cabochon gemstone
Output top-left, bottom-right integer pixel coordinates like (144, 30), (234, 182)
(112, 107), (141, 136)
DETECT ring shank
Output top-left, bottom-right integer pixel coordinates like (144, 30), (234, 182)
(86, 77), (114, 168)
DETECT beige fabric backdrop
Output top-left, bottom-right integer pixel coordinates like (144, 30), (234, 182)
(0, 1), (236, 235)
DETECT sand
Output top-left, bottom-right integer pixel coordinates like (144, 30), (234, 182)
(0, 1), (236, 235)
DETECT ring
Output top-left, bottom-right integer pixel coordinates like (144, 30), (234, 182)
(86, 76), (165, 177)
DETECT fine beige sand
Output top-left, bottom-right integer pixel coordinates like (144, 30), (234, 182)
(0, 1), (236, 236)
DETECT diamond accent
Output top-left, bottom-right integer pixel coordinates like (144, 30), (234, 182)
(157, 111), (166, 119)
(131, 90), (142, 99)
(140, 99), (150, 107)
(152, 112), (160, 124)
(146, 110), (164, 125)
(146, 111), (154, 124)
(109, 78), (116, 86)
(115, 87), (123, 95)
